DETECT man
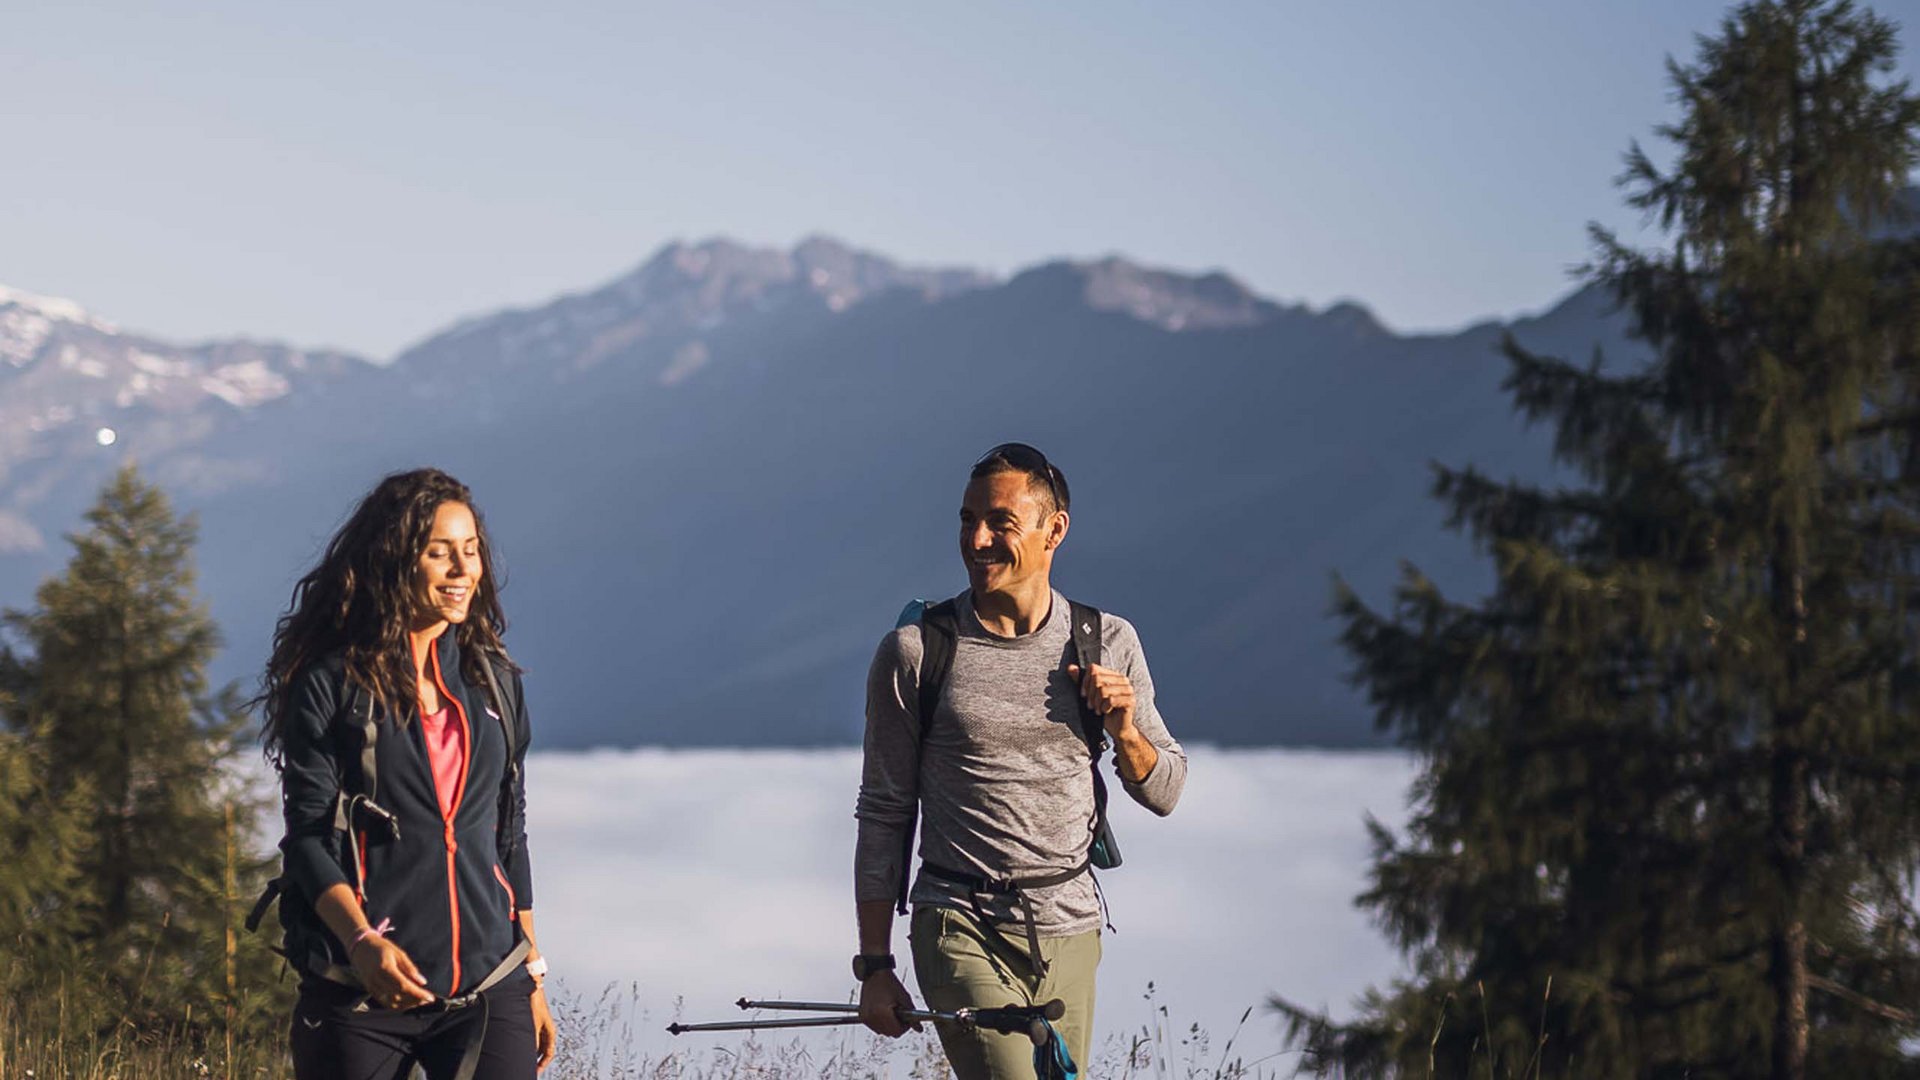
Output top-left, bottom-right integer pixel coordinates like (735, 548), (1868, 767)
(853, 442), (1188, 1078)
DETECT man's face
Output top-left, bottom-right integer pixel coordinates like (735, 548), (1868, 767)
(959, 471), (1063, 598)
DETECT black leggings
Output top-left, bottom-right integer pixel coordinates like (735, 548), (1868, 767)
(289, 974), (537, 1080)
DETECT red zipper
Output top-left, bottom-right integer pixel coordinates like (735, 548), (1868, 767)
(492, 863), (518, 920)
(428, 643), (474, 995)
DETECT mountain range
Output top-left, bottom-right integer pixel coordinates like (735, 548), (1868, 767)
(0, 235), (1642, 748)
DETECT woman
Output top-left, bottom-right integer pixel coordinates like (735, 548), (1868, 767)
(260, 468), (557, 1079)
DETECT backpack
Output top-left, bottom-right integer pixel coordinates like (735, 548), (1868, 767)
(245, 654), (525, 974)
(891, 597), (1122, 917)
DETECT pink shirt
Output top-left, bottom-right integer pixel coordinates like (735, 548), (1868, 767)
(418, 704), (467, 819)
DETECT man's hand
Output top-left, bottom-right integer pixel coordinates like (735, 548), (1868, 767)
(858, 971), (921, 1037)
(349, 936), (436, 1010)
(1068, 663), (1159, 781)
(1068, 663), (1136, 739)
(531, 983), (557, 1070)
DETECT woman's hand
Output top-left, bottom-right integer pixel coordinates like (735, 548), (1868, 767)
(350, 935), (437, 1010)
(313, 886), (436, 1010)
(531, 983), (557, 1069)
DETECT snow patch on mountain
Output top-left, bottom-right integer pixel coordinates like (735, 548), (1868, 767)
(201, 360), (293, 407)
(129, 349), (194, 379)
(0, 284), (115, 332)
(0, 285), (119, 368)
(59, 350), (110, 378)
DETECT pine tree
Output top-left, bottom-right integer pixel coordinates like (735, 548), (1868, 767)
(0, 465), (287, 1046)
(0, 728), (95, 1004)
(1278, 2), (1920, 1076)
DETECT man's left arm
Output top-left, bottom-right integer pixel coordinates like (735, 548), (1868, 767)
(1069, 617), (1187, 816)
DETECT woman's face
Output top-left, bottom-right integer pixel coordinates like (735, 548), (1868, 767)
(412, 501), (483, 630)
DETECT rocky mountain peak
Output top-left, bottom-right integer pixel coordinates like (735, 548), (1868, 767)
(1003, 255), (1381, 337)
(0, 284), (118, 367)
(1076, 256), (1273, 331)
(405, 237), (994, 376)
(611, 235), (991, 312)
(0, 288), (368, 525)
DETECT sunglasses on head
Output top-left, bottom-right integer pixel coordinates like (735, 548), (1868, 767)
(975, 442), (1069, 513)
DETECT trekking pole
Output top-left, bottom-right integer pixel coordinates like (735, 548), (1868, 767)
(733, 997), (861, 1013)
(668, 998), (1066, 1045)
(667, 1015), (873, 1034)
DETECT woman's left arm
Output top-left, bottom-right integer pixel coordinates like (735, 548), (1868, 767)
(505, 671), (554, 1069)
(519, 910), (555, 1070)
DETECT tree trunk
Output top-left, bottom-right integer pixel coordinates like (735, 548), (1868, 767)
(1771, 525), (1810, 1080)
(1770, 745), (1809, 1080)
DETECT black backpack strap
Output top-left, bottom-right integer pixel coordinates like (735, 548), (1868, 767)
(917, 602), (958, 744)
(475, 653), (521, 766)
(1066, 601), (1105, 757)
(476, 653), (524, 862)
(1066, 601), (1123, 872)
(253, 677), (385, 986)
(328, 684), (378, 834)
(898, 600), (958, 915)
(244, 876), (283, 934)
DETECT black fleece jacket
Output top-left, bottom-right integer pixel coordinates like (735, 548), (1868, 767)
(277, 628), (534, 997)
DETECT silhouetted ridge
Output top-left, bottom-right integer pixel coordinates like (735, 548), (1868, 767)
(0, 236), (1647, 748)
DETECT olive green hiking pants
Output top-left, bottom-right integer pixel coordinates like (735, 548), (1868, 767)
(909, 905), (1101, 1080)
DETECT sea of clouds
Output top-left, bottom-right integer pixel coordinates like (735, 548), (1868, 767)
(523, 747), (1415, 1071)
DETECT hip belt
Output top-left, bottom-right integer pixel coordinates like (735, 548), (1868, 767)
(919, 860), (1091, 978)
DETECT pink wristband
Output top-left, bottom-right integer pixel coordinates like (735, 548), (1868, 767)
(349, 918), (394, 955)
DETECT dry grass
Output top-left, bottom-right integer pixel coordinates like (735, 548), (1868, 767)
(0, 984), (284, 1080)
(2, 978), (1285, 1079)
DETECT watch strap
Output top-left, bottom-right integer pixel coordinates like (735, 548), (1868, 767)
(852, 953), (896, 981)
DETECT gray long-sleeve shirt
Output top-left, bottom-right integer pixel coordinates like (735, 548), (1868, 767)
(855, 589), (1187, 937)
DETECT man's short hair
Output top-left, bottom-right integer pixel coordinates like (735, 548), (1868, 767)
(970, 442), (1071, 517)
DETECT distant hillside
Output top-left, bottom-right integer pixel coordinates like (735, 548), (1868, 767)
(0, 236), (1643, 748)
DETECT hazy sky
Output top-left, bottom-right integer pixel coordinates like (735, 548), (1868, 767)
(3, 1), (1915, 357)
(521, 747), (1415, 1071)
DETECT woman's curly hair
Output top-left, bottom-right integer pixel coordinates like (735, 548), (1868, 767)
(258, 468), (511, 768)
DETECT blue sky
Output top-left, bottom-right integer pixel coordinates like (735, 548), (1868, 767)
(3, 1), (1914, 357)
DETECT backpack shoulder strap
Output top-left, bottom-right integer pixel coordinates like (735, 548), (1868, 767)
(916, 600), (959, 742)
(329, 680), (378, 834)
(1065, 599), (1124, 873)
(896, 599), (958, 915)
(476, 652), (525, 861)
(356, 686), (377, 797)
(1066, 600), (1105, 757)
(477, 652), (522, 760)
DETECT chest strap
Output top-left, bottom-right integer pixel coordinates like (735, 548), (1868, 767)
(920, 860), (1090, 977)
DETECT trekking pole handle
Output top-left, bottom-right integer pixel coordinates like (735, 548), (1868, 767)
(966, 999), (1066, 1046)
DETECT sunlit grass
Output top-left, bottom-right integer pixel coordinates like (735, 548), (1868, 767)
(3, 978), (1286, 1078)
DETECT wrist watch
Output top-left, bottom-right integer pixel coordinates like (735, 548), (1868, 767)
(851, 953), (896, 981)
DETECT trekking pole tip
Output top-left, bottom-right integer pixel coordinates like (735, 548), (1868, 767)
(736, 997), (750, 1010)
(667, 1023), (686, 1035)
